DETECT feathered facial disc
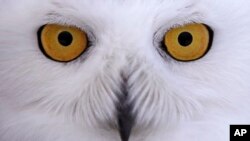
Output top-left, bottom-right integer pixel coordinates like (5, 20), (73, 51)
(1, 0), (250, 141)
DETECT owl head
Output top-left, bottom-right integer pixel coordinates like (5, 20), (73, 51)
(1, 0), (250, 141)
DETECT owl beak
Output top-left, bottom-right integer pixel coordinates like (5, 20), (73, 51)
(118, 109), (134, 141)
(117, 79), (134, 141)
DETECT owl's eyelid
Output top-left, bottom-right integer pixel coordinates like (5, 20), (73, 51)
(153, 22), (190, 49)
(155, 21), (194, 39)
(45, 12), (96, 44)
(153, 11), (203, 45)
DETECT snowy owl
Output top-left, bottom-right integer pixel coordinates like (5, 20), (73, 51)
(1, 0), (250, 141)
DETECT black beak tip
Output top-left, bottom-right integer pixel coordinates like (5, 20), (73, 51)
(118, 116), (133, 141)
(117, 75), (134, 141)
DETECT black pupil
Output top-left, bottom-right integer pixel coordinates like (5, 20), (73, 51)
(178, 32), (193, 47)
(58, 31), (73, 46)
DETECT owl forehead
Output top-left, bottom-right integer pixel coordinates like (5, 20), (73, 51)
(50, 0), (198, 26)
(52, 0), (195, 12)
(47, 0), (200, 47)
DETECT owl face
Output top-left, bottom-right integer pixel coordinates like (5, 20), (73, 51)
(1, 0), (250, 141)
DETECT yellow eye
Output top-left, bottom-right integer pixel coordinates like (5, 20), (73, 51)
(163, 23), (213, 61)
(38, 24), (88, 62)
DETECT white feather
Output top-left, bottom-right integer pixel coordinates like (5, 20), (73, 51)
(1, 0), (250, 141)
